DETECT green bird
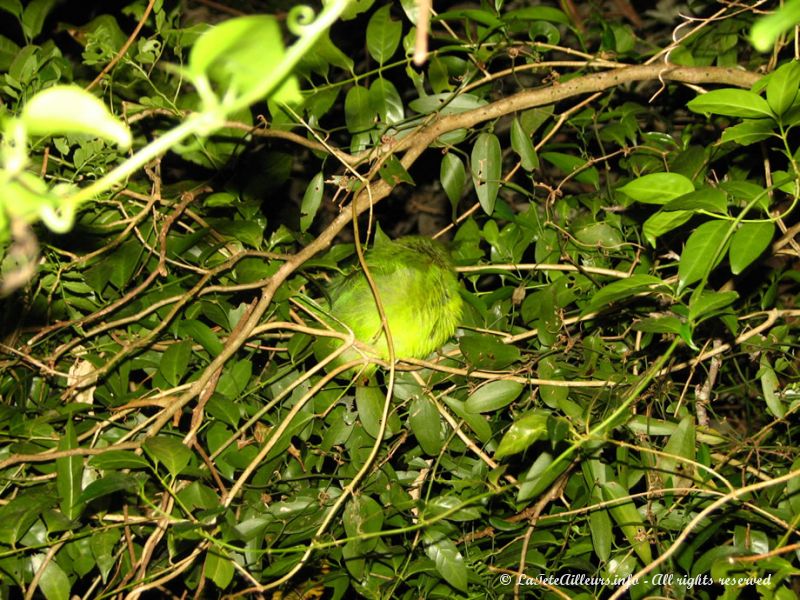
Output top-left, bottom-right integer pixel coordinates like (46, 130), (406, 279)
(314, 235), (463, 375)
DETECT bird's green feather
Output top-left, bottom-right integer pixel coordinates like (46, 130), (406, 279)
(314, 236), (463, 374)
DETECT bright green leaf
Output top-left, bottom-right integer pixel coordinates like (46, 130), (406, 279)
(159, 340), (192, 387)
(22, 85), (132, 148)
(729, 221), (774, 274)
(494, 410), (549, 459)
(619, 172), (694, 205)
(687, 89), (773, 119)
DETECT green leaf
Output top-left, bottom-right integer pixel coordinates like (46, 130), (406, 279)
(510, 117), (538, 171)
(423, 528), (468, 591)
(586, 274), (667, 313)
(56, 420), (83, 520)
(471, 132), (502, 215)
(688, 290), (739, 322)
(504, 6), (570, 24)
(442, 396), (493, 443)
(0, 492), (54, 544)
(144, 437), (193, 478)
(31, 553), (70, 600)
(0, 0), (23, 19)
(408, 396), (443, 456)
(178, 319), (223, 357)
(78, 473), (138, 504)
(656, 415), (696, 487)
(88, 451), (150, 470)
(21, 0), (57, 40)
(188, 15), (300, 105)
(729, 221), (774, 274)
(678, 220), (730, 291)
(205, 550), (235, 589)
(540, 151), (599, 186)
(22, 85), (132, 148)
(642, 210), (693, 246)
(600, 481), (653, 564)
(344, 495), (384, 553)
(344, 84), (373, 134)
(369, 78), (404, 124)
(216, 358), (252, 400)
(366, 5), (402, 64)
(465, 380), (524, 413)
(0, 34), (20, 71)
(494, 410), (549, 459)
(459, 334), (520, 370)
(409, 92), (487, 116)
(300, 172), (324, 232)
(159, 340), (192, 387)
(356, 385), (393, 439)
(91, 529), (120, 583)
(663, 188), (728, 213)
(720, 119), (776, 145)
(760, 355), (785, 418)
(378, 155), (415, 186)
(687, 89), (773, 119)
(619, 172), (694, 205)
(440, 153), (466, 209)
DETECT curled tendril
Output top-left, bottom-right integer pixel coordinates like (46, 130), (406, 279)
(287, 5), (316, 36)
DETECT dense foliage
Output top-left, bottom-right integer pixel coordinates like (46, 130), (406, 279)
(1, 0), (799, 598)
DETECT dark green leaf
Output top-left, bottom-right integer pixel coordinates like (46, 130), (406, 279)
(510, 117), (538, 171)
(78, 474), (138, 505)
(178, 320), (223, 357)
(423, 528), (468, 591)
(540, 151), (599, 186)
(144, 437), (193, 478)
(586, 274), (667, 313)
(344, 84), (373, 133)
(459, 334), (521, 370)
(663, 188), (728, 213)
(21, 0), (57, 40)
(471, 132), (502, 215)
(216, 358), (252, 400)
(378, 155), (415, 186)
(300, 172), (325, 232)
(600, 481), (653, 564)
(88, 451), (150, 470)
(688, 290), (739, 322)
(159, 340), (192, 387)
(366, 5), (402, 64)
(408, 396), (443, 456)
(465, 380), (524, 413)
(440, 153), (466, 209)
(56, 420), (83, 520)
